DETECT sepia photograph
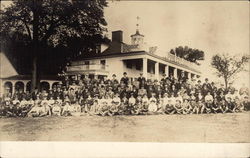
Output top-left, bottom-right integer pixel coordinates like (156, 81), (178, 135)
(0, 0), (249, 150)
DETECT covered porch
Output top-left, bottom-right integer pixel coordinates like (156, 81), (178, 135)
(122, 56), (201, 81)
(0, 75), (61, 97)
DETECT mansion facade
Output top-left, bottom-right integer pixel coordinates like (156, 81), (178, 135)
(66, 30), (201, 81)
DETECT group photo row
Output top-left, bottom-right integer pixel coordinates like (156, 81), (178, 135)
(1, 72), (249, 117)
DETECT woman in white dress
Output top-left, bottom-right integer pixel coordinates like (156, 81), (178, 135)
(148, 94), (158, 113)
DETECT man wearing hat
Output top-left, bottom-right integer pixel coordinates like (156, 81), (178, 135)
(195, 80), (202, 94)
(161, 73), (168, 85)
(111, 74), (119, 85)
(179, 71), (187, 83)
(202, 78), (212, 91)
(120, 72), (129, 85)
(210, 82), (217, 97)
(138, 73), (146, 89)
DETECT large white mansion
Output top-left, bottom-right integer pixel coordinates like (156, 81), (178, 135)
(66, 29), (201, 81)
(0, 28), (202, 96)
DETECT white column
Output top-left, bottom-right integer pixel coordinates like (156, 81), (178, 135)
(188, 72), (192, 80)
(173, 68), (178, 79)
(23, 81), (28, 92)
(191, 73), (195, 80)
(155, 62), (159, 81)
(165, 65), (169, 77)
(48, 82), (52, 90)
(143, 58), (148, 80)
(11, 81), (16, 96)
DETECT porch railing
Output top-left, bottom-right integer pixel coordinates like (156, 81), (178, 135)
(67, 64), (108, 72)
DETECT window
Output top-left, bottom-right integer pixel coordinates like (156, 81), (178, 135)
(135, 62), (141, 70)
(85, 61), (90, 65)
(100, 60), (106, 65)
(126, 61), (132, 69)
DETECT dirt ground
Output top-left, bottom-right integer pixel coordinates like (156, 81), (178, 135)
(0, 112), (249, 142)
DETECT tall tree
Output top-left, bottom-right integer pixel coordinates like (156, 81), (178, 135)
(0, 0), (108, 91)
(211, 53), (249, 89)
(169, 46), (204, 64)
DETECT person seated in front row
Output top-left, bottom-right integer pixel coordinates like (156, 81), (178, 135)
(148, 94), (158, 114)
(141, 94), (149, 114)
(0, 100), (6, 117)
(234, 96), (244, 112)
(61, 101), (72, 116)
(85, 94), (93, 114)
(226, 97), (236, 113)
(19, 97), (31, 117)
(27, 97), (35, 107)
(109, 93), (120, 116)
(27, 101), (41, 117)
(98, 95), (109, 116)
(55, 96), (63, 106)
(119, 95), (128, 115)
(160, 93), (169, 114)
(219, 99), (228, 113)
(204, 92), (213, 114)
(71, 102), (81, 116)
(40, 98), (51, 116)
(164, 93), (175, 114)
(88, 94), (99, 115)
(211, 97), (222, 114)
(126, 94), (136, 115)
(191, 98), (199, 114)
(108, 97), (119, 116)
(224, 91), (234, 113)
(12, 97), (20, 106)
(78, 96), (85, 113)
(174, 99), (183, 114)
(164, 101), (175, 115)
(48, 97), (55, 107)
(189, 92), (196, 114)
(134, 95), (143, 115)
(182, 99), (192, 114)
(241, 95), (249, 111)
(51, 100), (62, 116)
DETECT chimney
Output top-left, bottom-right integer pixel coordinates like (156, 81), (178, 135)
(112, 30), (123, 43)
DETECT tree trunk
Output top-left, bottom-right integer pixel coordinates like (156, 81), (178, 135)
(31, 0), (40, 92)
(224, 77), (228, 90)
(31, 56), (37, 91)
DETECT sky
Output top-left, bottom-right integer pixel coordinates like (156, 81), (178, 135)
(1, 1), (249, 88)
(104, 1), (249, 88)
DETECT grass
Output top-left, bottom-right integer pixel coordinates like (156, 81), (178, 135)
(0, 112), (249, 142)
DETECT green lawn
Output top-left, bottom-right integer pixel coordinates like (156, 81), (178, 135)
(0, 112), (249, 142)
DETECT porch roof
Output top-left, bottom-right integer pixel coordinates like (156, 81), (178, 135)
(74, 51), (201, 74)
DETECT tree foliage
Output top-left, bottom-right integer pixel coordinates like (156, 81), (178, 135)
(211, 53), (249, 88)
(0, 0), (108, 89)
(169, 46), (205, 64)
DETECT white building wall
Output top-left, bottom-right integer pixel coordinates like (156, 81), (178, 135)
(69, 53), (201, 81)
(0, 52), (18, 78)
(105, 58), (124, 80)
(104, 57), (143, 81)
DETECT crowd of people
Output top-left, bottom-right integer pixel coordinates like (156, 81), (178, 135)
(0, 72), (249, 117)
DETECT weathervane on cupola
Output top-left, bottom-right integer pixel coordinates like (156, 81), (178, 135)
(131, 16), (144, 47)
(136, 16), (140, 34)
